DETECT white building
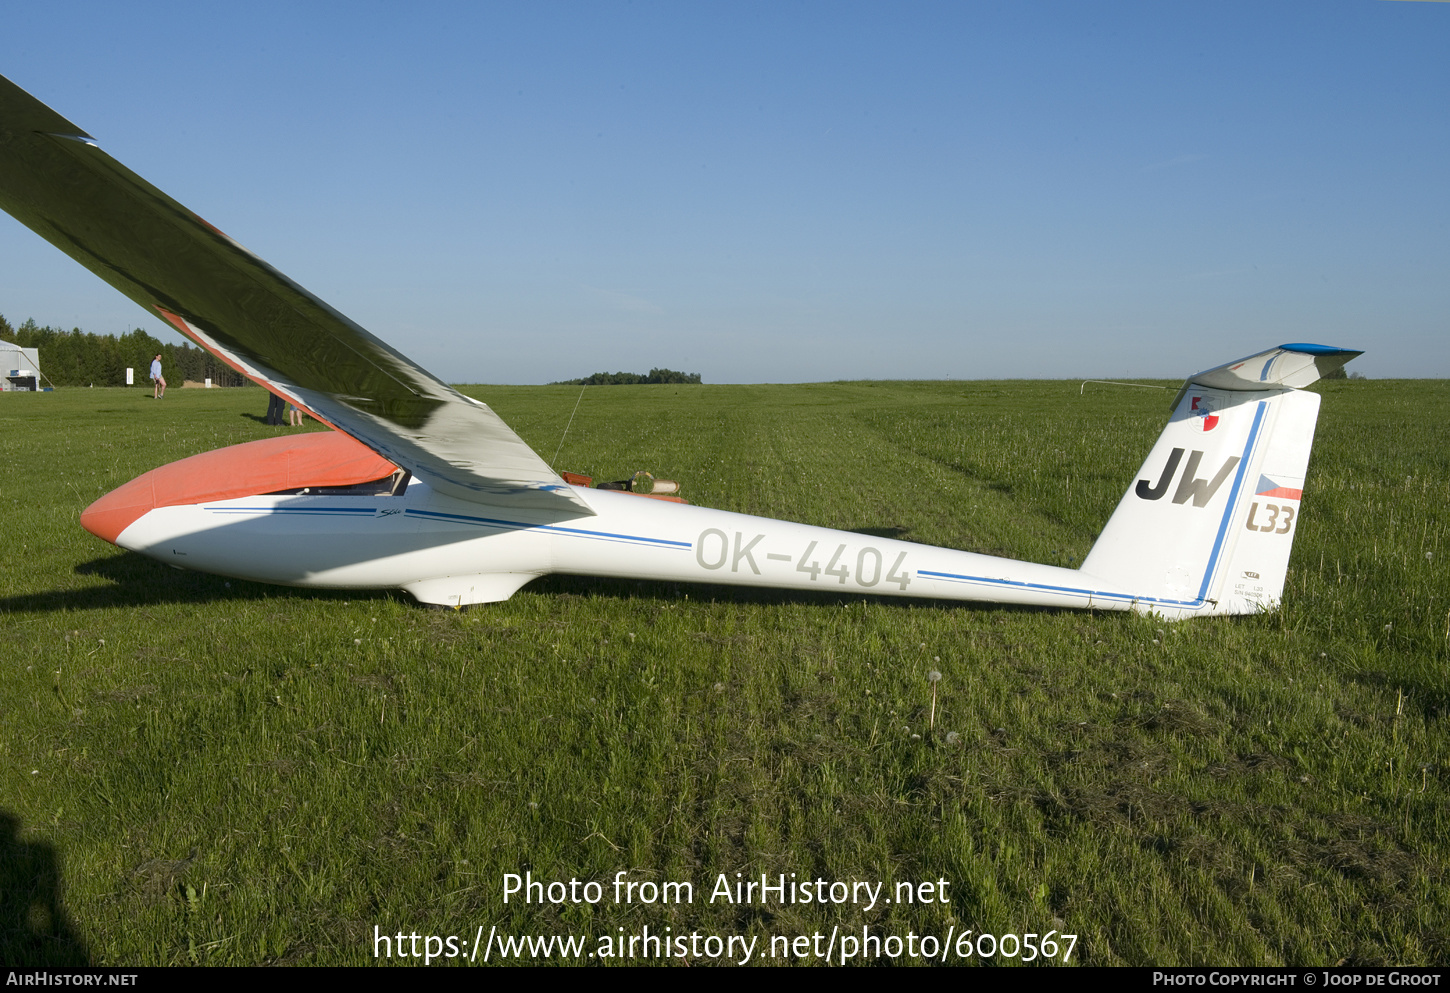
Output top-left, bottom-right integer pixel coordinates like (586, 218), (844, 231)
(0, 340), (45, 391)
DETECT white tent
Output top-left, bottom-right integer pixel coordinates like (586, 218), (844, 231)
(0, 340), (47, 391)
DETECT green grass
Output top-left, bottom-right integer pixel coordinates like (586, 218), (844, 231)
(1, 378), (1446, 966)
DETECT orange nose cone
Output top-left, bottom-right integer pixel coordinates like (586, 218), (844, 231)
(81, 475), (157, 545)
(80, 431), (397, 546)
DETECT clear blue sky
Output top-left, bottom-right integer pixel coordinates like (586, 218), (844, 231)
(1, 1), (1445, 382)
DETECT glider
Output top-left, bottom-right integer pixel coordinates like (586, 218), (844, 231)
(0, 75), (1360, 617)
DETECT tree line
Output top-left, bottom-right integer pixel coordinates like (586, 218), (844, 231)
(3, 313), (707, 389)
(551, 368), (702, 386)
(0, 316), (250, 387)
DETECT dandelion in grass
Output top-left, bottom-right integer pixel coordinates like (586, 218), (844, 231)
(928, 669), (942, 731)
(945, 731), (961, 746)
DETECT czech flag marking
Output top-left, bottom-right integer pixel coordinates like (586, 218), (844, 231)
(1256, 474), (1303, 500)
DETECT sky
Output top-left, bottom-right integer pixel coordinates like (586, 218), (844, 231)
(0, 1), (1445, 383)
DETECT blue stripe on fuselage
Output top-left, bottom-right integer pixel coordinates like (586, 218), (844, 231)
(405, 508), (690, 549)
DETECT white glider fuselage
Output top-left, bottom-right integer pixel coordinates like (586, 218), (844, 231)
(83, 365), (1349, 620)
(107, 473), (1140, 613)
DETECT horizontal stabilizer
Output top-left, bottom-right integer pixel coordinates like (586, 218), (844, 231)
(1169, 343), (1362, 411)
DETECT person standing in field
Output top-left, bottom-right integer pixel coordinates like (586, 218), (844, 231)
(150, 353), (166, 399)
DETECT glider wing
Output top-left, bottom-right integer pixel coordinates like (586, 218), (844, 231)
(0, 74), (591, 515)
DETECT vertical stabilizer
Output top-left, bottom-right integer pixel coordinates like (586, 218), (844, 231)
(1079, 343), (1355, 617)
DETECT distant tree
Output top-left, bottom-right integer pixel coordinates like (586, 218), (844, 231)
(644, 367), (702, 385)
(564, 371), (647, 386)
(552, 367), (702, 386)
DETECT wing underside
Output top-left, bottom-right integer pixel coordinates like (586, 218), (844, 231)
(0, 74), (592, 516)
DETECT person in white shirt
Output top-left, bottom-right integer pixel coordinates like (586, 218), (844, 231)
(150, 354), (166, 398)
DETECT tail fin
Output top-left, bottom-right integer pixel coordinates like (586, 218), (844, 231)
(1080, 344), (1360, 617)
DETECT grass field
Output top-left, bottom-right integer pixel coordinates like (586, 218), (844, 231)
(1, 377), (1446, 966)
